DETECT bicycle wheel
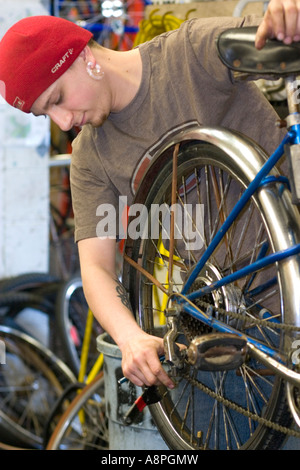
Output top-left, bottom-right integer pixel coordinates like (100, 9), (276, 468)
(0, 272), (59, 294)
(123, 133), (300, 450)
(46, 373), (108, 450)
(0, 325), (76, 448)
(55, 275), (103, 375)
(0, 289), (67, 361)
(0, 273), (61, 320)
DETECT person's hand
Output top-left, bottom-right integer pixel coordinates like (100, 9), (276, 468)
(255, 0), (300, 49)
(120, 331), (175, 389)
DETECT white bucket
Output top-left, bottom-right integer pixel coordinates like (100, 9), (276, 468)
(97, 333), (168, 450)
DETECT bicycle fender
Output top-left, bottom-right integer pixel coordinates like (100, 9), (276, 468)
(133, 125), (278, 202)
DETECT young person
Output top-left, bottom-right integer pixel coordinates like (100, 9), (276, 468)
(0, 0), (299, 388)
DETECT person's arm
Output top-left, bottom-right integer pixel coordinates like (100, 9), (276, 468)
(255, 0), (300, 49)
(78, 236), (174, 389)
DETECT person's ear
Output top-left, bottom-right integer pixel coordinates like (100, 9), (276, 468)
(79, 45), (94, 64)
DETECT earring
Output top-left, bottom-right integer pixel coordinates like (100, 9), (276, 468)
(86, 61), (104, 80)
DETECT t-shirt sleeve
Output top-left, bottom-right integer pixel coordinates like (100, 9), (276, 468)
(70, 127), (120, 242)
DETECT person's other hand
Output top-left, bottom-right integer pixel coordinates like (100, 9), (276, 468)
(255, 0), (300, 49)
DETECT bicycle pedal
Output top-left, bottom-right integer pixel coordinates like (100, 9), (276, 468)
(186, 333), (247, 371)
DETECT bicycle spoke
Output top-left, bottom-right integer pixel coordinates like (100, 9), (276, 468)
(124, 140), (300, 449)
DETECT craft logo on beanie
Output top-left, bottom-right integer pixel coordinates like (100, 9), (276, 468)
(13, 97), (25, 110)
(0, 15), (92, 113)
(52, 48), (74, 74)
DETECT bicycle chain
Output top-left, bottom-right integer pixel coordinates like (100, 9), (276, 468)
(182, 371), (300, 439)
(176, 292), (300, 333)
(172, 294), (300, 438)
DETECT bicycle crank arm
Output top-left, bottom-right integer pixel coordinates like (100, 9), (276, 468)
(247, 342), (300, 387)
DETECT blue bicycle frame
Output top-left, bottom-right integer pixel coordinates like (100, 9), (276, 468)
(178, 123), (300, 364)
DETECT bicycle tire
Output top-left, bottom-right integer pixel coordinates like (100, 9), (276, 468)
(55, 275), (103, 375)
(0, 273), (61, 321)
(0, 290), (68, 361)
(46, 373), (108, 450)
(0, 272), (63, 352)
(123, 135), (300, 450)
(0, 272), (59, 294)
(0, 325), (76, 449)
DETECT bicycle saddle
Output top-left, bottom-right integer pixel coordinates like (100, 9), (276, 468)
(217, 26), (300, 76)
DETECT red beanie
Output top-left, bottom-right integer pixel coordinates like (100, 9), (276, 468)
(0, 15), (92, 113)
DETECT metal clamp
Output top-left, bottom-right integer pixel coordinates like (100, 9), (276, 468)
(163, 306), (184, 372)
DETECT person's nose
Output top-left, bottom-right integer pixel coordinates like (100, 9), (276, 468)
(49, 108), (74, 132)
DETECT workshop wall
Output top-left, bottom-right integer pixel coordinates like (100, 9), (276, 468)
(0, 0), (50, 277)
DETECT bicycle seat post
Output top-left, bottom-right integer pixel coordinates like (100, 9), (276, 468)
(284, 74), (300, 204)
(285, 75), (300, 118)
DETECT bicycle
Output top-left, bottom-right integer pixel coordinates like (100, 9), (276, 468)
(0, 273), (108, 450)
(51, 0), (139, 51)
(44, 275), (108, 449)
(53, 273), (104, 377)
(0, 324), (76, 449)
(44, 305), (108, 450)
(0, 267), (107, 449)
(49, 154), (81, 280)
(0, 150), (106, 449)
(46, 372), (108, 450)
(120, 27), (300, 450)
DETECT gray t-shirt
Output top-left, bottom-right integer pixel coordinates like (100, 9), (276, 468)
(71, 15), (285, 242)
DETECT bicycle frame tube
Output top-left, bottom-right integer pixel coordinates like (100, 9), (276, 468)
(182, 299), (300, 387)
(182, 302), (284, 362)
(185, 244), (300, 304)
(177, 126), (300, 372)
(182, 129), (299, 295)
(179, 247), (299, 365)
(292, 123), (300, 145)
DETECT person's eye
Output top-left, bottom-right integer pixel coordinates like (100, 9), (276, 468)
(55, 94), (63, 106)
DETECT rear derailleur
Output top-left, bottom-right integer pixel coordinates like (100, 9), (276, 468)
(163, 306), (248, 376)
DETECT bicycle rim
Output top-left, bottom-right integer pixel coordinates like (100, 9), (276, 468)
(46, 373), (108, 450)
(0, 325), (76, 448)
(123, 140), (300, 450)
(55, 275), (102, 375)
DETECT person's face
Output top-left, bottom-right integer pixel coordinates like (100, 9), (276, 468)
(31, 53), (109, 131)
